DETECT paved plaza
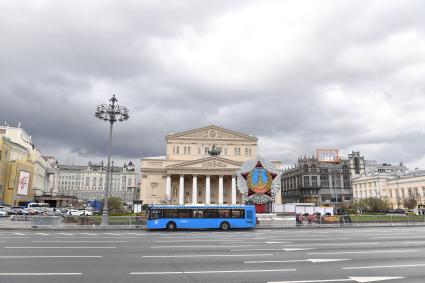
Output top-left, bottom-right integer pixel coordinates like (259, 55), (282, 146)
(0, 227), (424, 282)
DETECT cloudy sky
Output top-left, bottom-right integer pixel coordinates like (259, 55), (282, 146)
(1, 0), (425, 169)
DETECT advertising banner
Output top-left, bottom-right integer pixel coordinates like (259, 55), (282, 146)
(17, 171), (30, 196)
(317, 149), (339, 163)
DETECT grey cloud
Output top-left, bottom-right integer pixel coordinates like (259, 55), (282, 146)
(1, 0), (425, 169)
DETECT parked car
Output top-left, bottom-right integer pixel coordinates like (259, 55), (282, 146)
(80, 209), (93, 216)
(0, 210), (8, 217)
(66, 209), (83, 216)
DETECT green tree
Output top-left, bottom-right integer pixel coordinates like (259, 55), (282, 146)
(403, 197), (418, 210)
(353, 197), (391, 213)
(101, 197), (123, 212)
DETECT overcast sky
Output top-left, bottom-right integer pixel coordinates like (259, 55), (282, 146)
(1, 0), (425, 169)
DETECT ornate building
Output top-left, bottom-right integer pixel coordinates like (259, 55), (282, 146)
(140, 125), (281, 205)
(282, 155), (352, 205)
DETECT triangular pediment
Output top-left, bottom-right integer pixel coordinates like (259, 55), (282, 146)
(166, 125), (257, 142)
(166, 156), (242, 170)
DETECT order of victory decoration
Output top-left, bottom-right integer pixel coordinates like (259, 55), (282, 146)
(236, 157), (282, 204)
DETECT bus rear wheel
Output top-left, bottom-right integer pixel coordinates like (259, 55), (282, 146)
(166, 222), (176, 231)
(220, 222), (230, 231)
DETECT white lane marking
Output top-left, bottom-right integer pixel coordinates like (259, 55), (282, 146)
(231, 249), (287, 252)
(245, 259), (350, 264)
(151, 245), (254, 249)
(4, 247), (116, 249)
(80, 233), (98, 236)
(125, 233), (147, 235)
(374, 235), (425, 239)
(283, 248), (315, 251)
(53, 237), (136, 239)
(343, 263), (425, 270)
(102, 233), (123, 236)
(283, 243), (378, 247)
(14, 233), (26, 236)
(130, 269), (296, 275)
(230, 248), (315, 252)
(0, 237), (29, 239)
(265, 242), (291, 244)
(0, 273), (82, 276)
(155, 240), (244, 243)
(142, 254), (273, 258)
(0, 255), (103, 259)
(308, 249), (418, 255)
(268, 276), (404, 283)
(35, 233), (50, 236)
(56, 233), (74, 236)
(32, 241), (128, 243)
(404, 241), (425, 244)
(265, 238), (350, 241)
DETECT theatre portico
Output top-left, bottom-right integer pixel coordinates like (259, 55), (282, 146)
(140, 125), (279, 205)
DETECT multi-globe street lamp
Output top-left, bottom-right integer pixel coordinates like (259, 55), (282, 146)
(95, 95), (129, 226)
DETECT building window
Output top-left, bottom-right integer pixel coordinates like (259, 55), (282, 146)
(245, 148), (248, 155)
(184, 146), (187, 154)
(354, 157), (360, 174)
(238, 148), (241, 156)
(176, 146), (179, 154)
(303, 176), (309, 187)
(85, 177), (89, 186)
(173, 146), (175, 154)
(188, 146), (190, 154)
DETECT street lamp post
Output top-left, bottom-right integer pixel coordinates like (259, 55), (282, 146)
(95, 95), (129, 226)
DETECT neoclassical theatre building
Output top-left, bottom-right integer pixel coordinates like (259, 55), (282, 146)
(140, 125), (281, 205)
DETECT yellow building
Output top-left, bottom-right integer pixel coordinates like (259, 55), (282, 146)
(0, 131), (35, 206)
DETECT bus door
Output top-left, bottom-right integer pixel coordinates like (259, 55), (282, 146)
(246, 209), (254, 224)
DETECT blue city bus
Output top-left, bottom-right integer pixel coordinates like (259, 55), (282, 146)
(146, 205), (256, 230)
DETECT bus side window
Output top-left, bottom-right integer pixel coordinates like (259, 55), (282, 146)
(177, 209), (191, 218)
(218, 209), (230, 218)
(205, 209), (218, 218)
(193, 210), (203, 218)
(150, 210), (162, 220)
(231, 209), (244, 218)
(163, 209), (177, 218)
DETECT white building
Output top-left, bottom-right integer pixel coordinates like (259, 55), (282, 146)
(56, 161), (138, 204)
(353, 171), (425, 210)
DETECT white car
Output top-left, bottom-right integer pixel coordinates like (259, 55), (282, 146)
(67, 209), (83, 216)
(80, 209), (93, 216)
(0, 210), (7, 217)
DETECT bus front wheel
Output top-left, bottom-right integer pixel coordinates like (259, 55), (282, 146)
(220, 222), (230, 231)
(166, 222), (176, 231)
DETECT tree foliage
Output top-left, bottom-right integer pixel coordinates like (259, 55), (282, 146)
(353, 197), (392, 213)
(101, 197), (123, 212)
(403, 197), (418, 209)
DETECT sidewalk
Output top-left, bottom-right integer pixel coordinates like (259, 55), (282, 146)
(2, 217), (425, 230)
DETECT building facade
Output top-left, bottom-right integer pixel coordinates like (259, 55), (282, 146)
(281, 155), (352, 205)
(55, 161), (138, 204)
(353, 171), (425, 210)
(140, 125), (283, 205)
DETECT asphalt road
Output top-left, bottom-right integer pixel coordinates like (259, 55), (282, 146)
(0, 227), (425, 283)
